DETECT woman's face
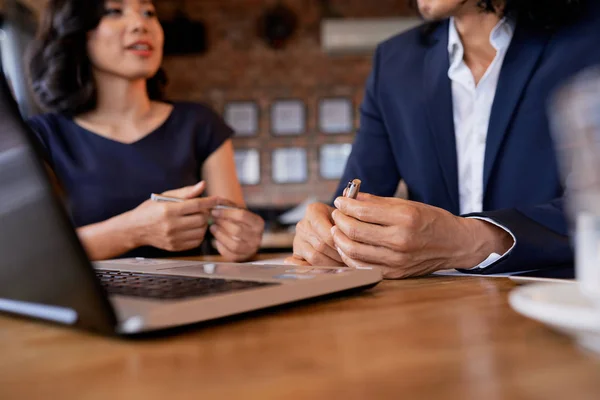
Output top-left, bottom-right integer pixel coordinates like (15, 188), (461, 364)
(87, 0), (164, 81)
(416, 0), (477, 20)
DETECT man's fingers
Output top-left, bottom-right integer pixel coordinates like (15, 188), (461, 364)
(331, 225), (403, 266)
(308, 210), (337, 248)
(284, 256), (311, 266)
(290, 203), (343, 266)
(293, 235), (343, 266)
(304, 229), (343, 263)
(354, 192), (390, 203)
(335, 248), (401, 279)
(331, 209), (402, 249)
(296, 219), (342, 263)
(334, 196), (411, 226)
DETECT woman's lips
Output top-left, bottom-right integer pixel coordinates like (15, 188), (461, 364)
(126, 42), (154, 57)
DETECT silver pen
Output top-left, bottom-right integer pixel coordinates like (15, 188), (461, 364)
(150, 194), (239, 210)
(344, 179), (362, 199)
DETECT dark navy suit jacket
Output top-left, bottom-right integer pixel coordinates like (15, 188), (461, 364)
(334, 4), (600, 274)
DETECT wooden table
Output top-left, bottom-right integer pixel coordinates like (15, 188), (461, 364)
(1, 255), (599, 400)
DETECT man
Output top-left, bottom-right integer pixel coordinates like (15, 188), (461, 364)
(286, 0), (600, 278)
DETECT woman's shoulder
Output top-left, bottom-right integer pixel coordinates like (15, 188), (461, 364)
(26, 113), (74, 162)
(27, 112), (72, 138)
(28, 112), (57, 125)
(168, 101), (234, 157)
(168, 101), (233, 135)
(169, 101), (224, 124)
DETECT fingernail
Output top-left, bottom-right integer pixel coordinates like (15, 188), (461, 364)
(209, 225), (217, 234)
(211, 209), (221, 218)
(334, 198), (341, 208)
(330, 226), (337, 236)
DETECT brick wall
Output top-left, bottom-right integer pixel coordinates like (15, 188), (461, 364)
(157, 0), (414, 207)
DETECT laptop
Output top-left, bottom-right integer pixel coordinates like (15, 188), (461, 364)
(0, 57), (381, 337)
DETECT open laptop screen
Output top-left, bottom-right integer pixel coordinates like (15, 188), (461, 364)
(0, 26), (117, 333)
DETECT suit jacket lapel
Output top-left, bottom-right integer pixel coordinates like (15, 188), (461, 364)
(423, 20), (460, 214)
(483, 24), (551, 192)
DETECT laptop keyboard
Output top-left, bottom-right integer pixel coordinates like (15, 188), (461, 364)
(95, 270), (277, 300)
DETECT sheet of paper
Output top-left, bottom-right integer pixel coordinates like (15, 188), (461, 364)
(247, 258), (289, 266)
(433, 269), (518, 278)
(246, 263), (571, 282)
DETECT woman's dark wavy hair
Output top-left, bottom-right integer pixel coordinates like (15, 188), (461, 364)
(27, 0), (167, 116)
(412, 0), (586, 38)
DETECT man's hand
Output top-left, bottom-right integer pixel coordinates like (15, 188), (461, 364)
(284, 203), (344, 267)
(330, 193), (514, 279)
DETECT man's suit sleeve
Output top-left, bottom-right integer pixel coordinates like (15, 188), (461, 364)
(333, 46), (401, 200)
(462, 198), (573, 274)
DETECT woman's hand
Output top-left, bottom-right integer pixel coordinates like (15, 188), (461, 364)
(209, 200), (265, 262)
(128, 182), (218, 252)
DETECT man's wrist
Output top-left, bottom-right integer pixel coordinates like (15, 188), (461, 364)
(458, 218), (514, 269)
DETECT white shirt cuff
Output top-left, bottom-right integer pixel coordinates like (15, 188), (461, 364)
(465, 217), (516, 270)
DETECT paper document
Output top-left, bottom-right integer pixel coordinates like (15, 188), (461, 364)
(248, 258), (289, 266)
(433, 269), (525, 278)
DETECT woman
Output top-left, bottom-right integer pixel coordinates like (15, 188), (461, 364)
(27, 0), (264, 261)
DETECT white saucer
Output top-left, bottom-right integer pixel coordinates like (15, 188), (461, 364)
(509, 282), (600, 354)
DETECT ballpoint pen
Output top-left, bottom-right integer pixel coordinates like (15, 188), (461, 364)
(150, 194), (240, 210)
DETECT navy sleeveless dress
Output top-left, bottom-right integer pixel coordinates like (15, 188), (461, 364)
(28, 102), (233, 258)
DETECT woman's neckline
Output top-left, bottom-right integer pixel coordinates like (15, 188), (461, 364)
(68, 102), (176, 145)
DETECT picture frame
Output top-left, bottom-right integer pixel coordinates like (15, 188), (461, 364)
(270, 99), (306, 136)
(318, 97), (354, 134)
(234, 149), (261, 185)
(224, 101), (260, 137)
(271, 148), (308, 184)
(319, 143), (353, 180)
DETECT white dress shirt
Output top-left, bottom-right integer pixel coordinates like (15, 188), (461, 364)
(447, 17), (517, 269)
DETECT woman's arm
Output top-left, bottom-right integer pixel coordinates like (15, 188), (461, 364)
(45, 164), (133, 259)
(76, 183), (215, 261)
(41, 159), (139, 259)
(77, 213), (140, 260)
(202, 139), (245, 206)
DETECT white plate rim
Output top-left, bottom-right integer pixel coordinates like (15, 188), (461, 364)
(509, 283), (600, 334)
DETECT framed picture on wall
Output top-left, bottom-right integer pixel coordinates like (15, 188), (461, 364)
(271, 99), (306, 136)
(318, 97), (354, 134)
(234, 149), (260, 185)
(272, 148), (308, 183)
(319, 143), (353, 180)
(224, 101), (259, 137)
